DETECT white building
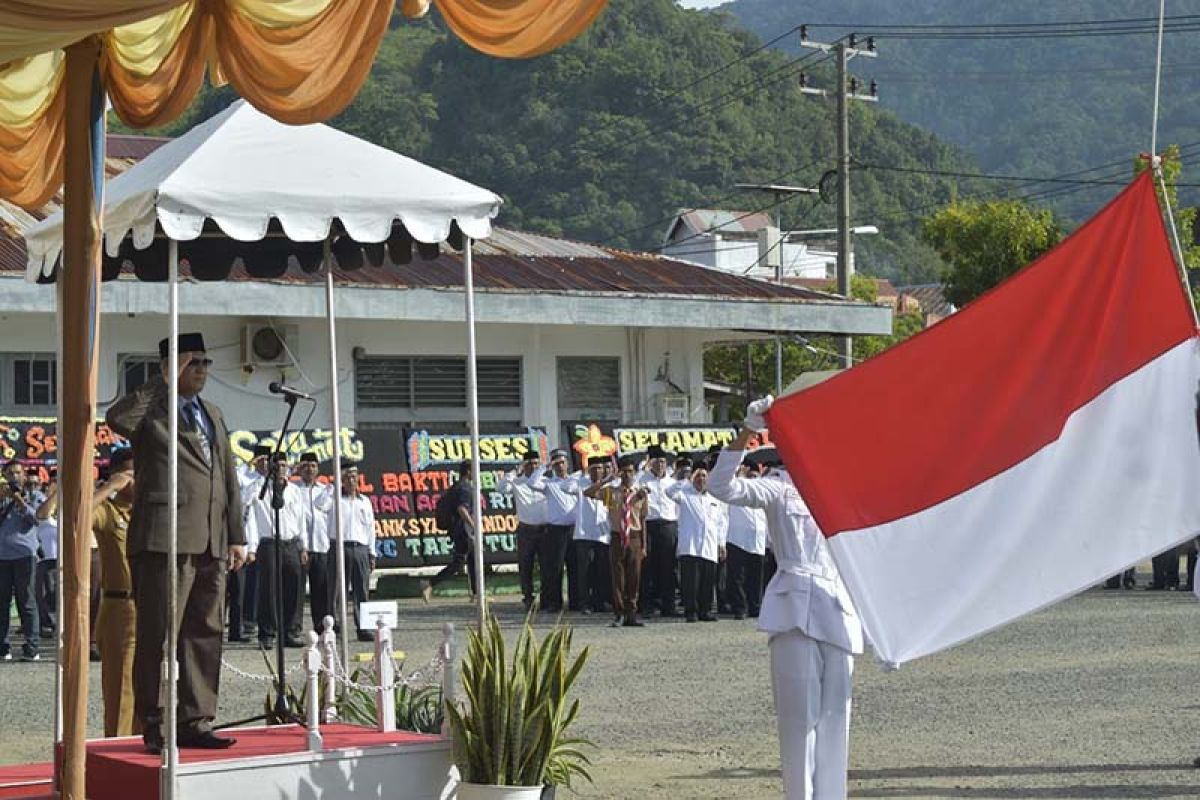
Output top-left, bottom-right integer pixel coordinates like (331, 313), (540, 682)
(661, 208), (840, 282)
(0, 137), (891, 449)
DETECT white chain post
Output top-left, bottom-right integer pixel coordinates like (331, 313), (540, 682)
(305, 631), (323, 752)
(374, 621), (395, 732)
(321, 615), (338, 724)
(440, 622), (457, 738)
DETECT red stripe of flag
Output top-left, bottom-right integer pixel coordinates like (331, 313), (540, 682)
(768, 172), (1197, 536)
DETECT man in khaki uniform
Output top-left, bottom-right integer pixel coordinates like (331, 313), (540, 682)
(105, 333), (246, 754)
(92, 448), (139, 736)
(585, 456), (648, 628)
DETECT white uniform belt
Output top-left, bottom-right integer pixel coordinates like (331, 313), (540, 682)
(775, 559), (835, 580)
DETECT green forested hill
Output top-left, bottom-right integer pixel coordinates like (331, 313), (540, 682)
(713, 0), (1200, 223)
(137, 0), (987, 283)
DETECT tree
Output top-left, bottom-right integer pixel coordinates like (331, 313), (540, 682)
(920, 198), (1062, 308)
(703, 274), (924, 421)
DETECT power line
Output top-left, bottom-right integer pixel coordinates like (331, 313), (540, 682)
(804, 14), (1200, 31)
(854, 161), (1200, 188)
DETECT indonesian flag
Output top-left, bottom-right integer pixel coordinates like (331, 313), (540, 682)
(767, 172), (1200, 666)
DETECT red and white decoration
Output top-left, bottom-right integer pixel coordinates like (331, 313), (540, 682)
(768, 172), (1200, 666)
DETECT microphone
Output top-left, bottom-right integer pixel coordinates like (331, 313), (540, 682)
(268, 381), (314, 402)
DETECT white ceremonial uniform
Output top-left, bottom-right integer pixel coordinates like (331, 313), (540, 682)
(637, 471), (679, 522)
(710, 448), (863, 800)
(727, 503), (768, 556)
(574, 479), (611, 545)
(244, 481), (306, 555)
(331, 494), (376, 549)
(298, 481), (334, 554)
(496, 471), (548, 526)
(666, 483), (726, 562)
(530, 472), (581, 527)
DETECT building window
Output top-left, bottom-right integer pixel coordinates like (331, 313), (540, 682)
(354, 354), (523, 426)
(13, 354), (57, 406)
(557, 357), (621, 418)
(121, 355), (159, 395)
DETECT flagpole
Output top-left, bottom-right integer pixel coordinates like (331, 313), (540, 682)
(1154, 167), (1200, 328)
(1150, 0), (1166, 158)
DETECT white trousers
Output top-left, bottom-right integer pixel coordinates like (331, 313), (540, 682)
(768, 629), (854, 799)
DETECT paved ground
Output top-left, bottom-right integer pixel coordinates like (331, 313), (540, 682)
(4, 574), (1200, 798)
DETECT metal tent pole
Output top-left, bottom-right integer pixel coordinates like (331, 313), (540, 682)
(324, 242), (351, 673)
(163, 238), (180, 800)
(464, 239), (487, 629)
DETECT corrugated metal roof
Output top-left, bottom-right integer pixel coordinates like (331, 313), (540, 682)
(676, 209), (773, 237)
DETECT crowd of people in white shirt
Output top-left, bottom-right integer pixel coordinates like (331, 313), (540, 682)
(497, 443), (773, 625)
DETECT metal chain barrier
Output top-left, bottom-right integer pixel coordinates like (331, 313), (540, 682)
(219, 656), (306, 684)
(321, 641), (447, 694)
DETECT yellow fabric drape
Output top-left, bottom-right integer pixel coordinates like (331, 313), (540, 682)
(0, 0), (608, 209)
(437, 0), (608, 59)
(0, 1), (184, 63)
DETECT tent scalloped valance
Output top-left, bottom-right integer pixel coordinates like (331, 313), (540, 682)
(22, 99), (503, 280)
(0, 0), (608, 209)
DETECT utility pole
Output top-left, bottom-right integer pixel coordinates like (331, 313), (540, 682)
(734, 182), (819, 395)
(800, 29), (877, 368)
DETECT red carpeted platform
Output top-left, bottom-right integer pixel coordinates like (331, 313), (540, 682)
(1, 725), (450, 800)
(0, 762), (53, 800)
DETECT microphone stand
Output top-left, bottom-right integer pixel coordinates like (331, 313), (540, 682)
(218, 391), (305, 729)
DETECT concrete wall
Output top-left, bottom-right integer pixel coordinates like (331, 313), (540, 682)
(0, 311), (714, 449)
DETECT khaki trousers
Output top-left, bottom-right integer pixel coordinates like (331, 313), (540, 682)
(97, 597), (139, 737)
(609, 531), (644, 621)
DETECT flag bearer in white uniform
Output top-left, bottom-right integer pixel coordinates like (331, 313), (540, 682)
(709, 396), (863, 800)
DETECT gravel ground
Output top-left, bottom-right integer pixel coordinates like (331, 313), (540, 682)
(4, 575), (1200, 799)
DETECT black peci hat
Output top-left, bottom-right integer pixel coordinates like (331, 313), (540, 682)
(299, 452), (319, 464)
(158, 332), (206, 359)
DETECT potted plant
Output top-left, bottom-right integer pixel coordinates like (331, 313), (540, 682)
(445, 615), (593, 799)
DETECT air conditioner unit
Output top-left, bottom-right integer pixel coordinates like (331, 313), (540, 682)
(656, 393), (690, 425)
(242, 323), (298, 368)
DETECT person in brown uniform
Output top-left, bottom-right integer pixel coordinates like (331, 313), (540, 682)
(92, 447), (139, 736)
(585, 455), (648, 628)
(105, 333), (247, 754)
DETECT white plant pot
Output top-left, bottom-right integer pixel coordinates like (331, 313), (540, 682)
(456, 783), (544, 800)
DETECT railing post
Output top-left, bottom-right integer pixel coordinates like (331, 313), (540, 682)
(440, 622), (456, 738)
(321, 615), (338, 724)
(374, 621), (395, 732)
(305, 631), (323, 753)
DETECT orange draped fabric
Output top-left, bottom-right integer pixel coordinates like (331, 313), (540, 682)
(0, 0), (609, 208)
(0, 83), (65, 208)
(437, 0), (608, 58)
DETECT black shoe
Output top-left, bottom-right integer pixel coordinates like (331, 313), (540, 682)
(580, 608), (593, 616)
(748, 609), (760, 618)
(178, 730), (236, 750)
(698, 614), (718, 622)
(622, 618), (645, 628)
(39, 629), (55, 640)
(733, 613), (746, 620)
(609, 616), (622, 628)
(228, 635), (248, 643)
(284, 637), (305, 648)
(143, 727), (163, 755)
(685, 614), (698, 623)
(258, 638), (276, 649)
(20, 648), (39, 662)
(660, 610), (682, 618)
(89, 646), (101, 662)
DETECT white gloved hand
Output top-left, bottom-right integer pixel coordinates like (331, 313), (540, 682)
(743, 395), (774, 432)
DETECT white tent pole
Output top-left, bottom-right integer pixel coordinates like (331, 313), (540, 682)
(324, 240), (351, 674)
(163, 238), (180, 800)
(464, 239), (486, 629)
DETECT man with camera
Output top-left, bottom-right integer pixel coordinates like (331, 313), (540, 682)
(0, 459), (47, 661)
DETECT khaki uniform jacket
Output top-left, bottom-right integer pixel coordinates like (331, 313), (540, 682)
(105, 378), (245, 558)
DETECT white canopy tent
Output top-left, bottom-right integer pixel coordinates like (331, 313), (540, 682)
(23, 99), (501, 796)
